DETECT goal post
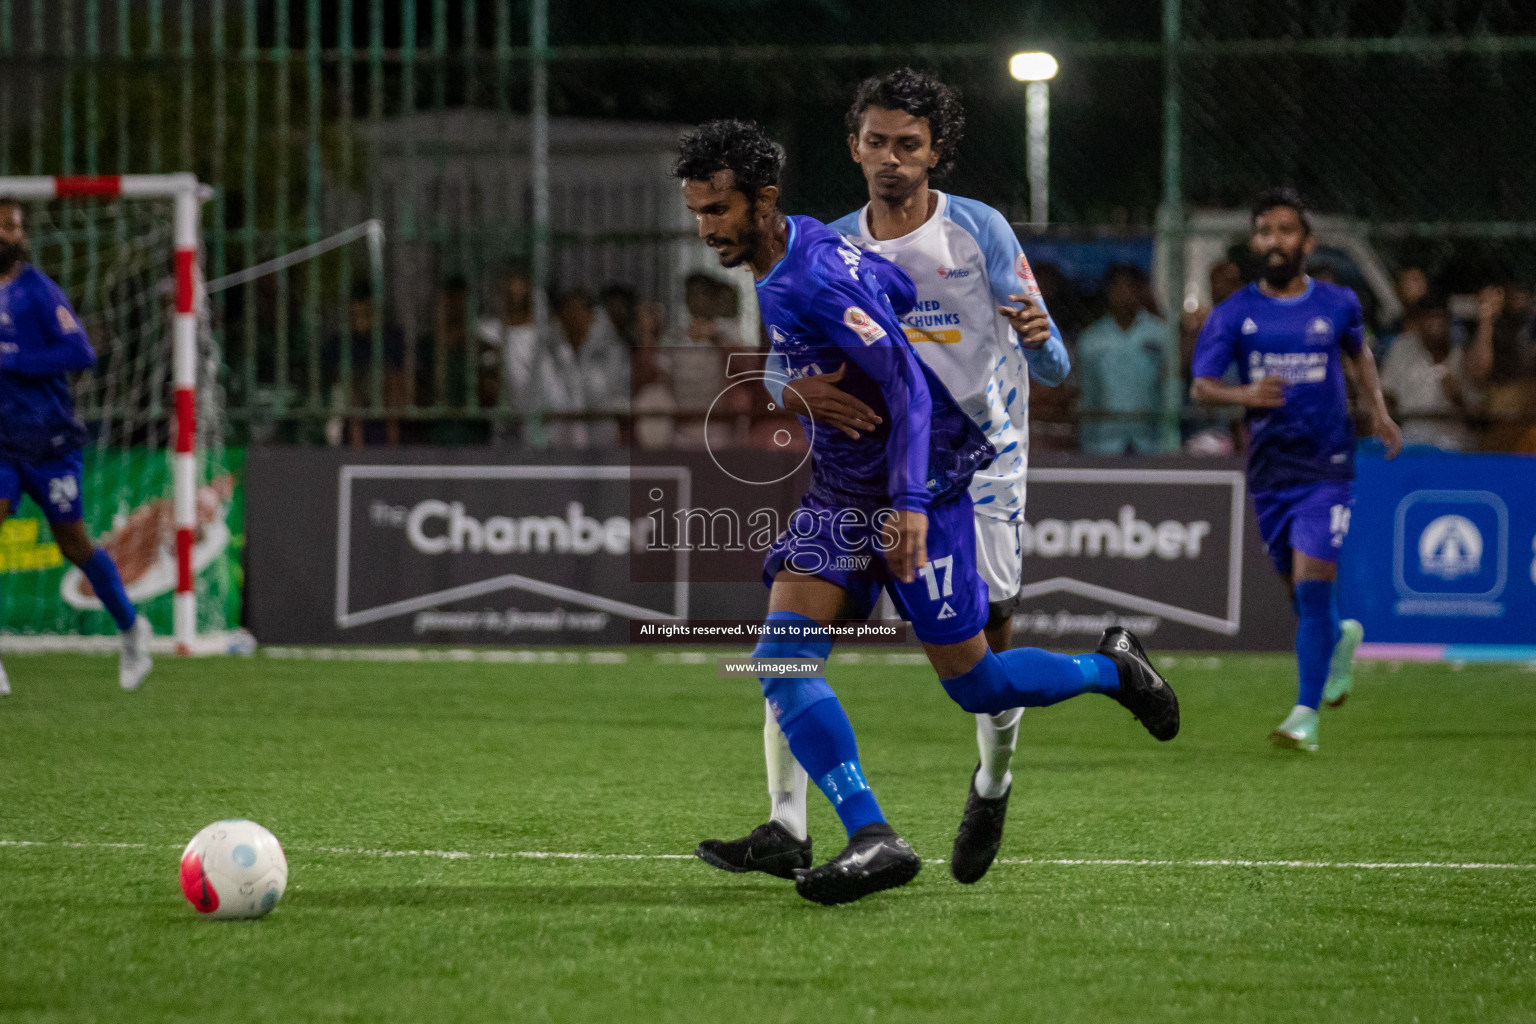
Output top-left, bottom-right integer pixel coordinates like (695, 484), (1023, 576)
(0, 173), (233, 654)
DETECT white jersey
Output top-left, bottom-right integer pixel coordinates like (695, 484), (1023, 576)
(828, 192), (1069, 522)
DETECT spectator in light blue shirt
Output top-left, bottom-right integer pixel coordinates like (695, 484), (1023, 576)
(1076, 263), (1173, 455)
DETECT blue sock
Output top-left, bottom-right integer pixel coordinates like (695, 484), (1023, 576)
(81, 548), (136, 632)
(755, 611), (884, 837)
(1294, 580), (1340, 711)
(941, 647), (1119, 716)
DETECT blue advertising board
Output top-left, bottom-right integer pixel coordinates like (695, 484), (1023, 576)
(1340, 451), (1536, 652)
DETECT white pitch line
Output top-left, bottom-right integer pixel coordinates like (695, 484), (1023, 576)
(994, 857), (1536, 870)
(3, 839), (1533, 872)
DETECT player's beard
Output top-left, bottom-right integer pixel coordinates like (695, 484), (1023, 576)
(709, 221), (760, 269)
(0, 239), (25, 275)
(1260, 248), (1304, 289)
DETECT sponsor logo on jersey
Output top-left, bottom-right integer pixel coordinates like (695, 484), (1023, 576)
(1249, 350), (1328, 383)
(1305, 316), (1333, 345)
(936, 265), (972, 279)
(1241, 317), (1259, 335)
(842, 306), (886, 344)
(902, 327), (962, 345)
(55, 306), (79, 333)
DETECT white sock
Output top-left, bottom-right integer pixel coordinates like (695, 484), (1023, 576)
(764, 700), (809, 840)
(975, 707), (1023, 800)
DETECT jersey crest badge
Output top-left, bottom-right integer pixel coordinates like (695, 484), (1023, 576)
(1241, 317), (1258, 335)
(842, 306), (886, 345)
(1305, 317), (1333, 345)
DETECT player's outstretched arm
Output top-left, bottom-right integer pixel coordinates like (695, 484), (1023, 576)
(1342, 346), (1402, 458)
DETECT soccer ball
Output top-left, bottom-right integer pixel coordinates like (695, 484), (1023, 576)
(179, 819), (288, 919)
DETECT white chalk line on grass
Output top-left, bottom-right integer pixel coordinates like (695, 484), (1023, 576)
(3, 839), (1534, 872)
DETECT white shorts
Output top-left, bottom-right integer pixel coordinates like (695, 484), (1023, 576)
(973, 515), (1025, 606)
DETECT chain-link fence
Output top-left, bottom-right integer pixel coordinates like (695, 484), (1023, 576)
(0, 0), (1531, 450)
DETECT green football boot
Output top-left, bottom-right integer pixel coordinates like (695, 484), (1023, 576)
(1323, 618), (1364, 708)
(1269, 704), (1319, 753)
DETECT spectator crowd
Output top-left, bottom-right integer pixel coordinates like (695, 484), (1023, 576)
(324, 251), (1536, 457)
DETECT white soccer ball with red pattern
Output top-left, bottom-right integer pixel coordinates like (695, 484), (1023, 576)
(180, 819), (287, 919)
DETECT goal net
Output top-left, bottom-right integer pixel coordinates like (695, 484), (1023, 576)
(0, 175), (236, 653)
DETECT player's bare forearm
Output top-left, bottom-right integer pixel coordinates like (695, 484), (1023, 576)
(781, 364), (881, 439)
(1343, 348), (1402, 458)
(1191, 375), (1286, 408)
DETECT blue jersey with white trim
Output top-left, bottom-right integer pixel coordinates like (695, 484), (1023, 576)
(1191, 279), (1363, 491)
(758, 215), (994, 513)
(0, 264), (95, 462)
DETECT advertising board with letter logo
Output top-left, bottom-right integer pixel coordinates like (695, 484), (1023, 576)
(1009, 456), (1293, 651)
(246, 447), (803, 645)
(1340, 453), (1536, 649)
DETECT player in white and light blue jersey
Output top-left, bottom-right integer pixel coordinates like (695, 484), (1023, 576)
(701, 72), (1122, 889)
(758, 70), (1071, 884)
(678, 119), (1178, 905)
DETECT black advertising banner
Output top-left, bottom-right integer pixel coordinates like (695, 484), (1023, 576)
(245, 447), (801, 645)
(1009, 455), (1293, 651)
(247, 448), (1293, 650)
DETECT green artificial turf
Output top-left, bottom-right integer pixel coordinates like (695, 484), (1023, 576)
(1, 650), (1533, 1023)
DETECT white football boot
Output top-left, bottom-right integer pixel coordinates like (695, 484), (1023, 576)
(120, 616), (153, 691)
(0, 654), (10, 696)
(1269, 704), (1319, 753)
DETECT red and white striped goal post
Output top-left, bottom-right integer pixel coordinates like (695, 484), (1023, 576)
(0, 174), (206, 653)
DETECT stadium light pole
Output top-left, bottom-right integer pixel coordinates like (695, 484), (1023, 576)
(1010, 51), (1058, 227)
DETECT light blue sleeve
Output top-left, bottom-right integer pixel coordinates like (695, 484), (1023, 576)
(946, 195), (1070, 386)
(763, 350), (789, 407)
(827, 208), (863, 237)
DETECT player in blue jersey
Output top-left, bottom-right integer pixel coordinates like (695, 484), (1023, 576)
(0, 198), (154, 694)
(700, 70), (1077, 888)
(675, 120), (1179, 904)
(1191, 188), (1400, 752)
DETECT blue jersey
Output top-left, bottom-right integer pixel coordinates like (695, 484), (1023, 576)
(757, 215), (994, 513)
(1191, 279), (1364, 492)
(0, 264), (96, 463)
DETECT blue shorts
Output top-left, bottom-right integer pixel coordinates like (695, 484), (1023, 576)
(762, 490), (988, 646)
(1251, 480), (1352, 576)
(0, 450), (86, 524)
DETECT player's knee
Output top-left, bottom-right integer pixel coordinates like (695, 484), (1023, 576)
(760, 675), (837, 727)
(940, 652), (1005, 715)
(54, 530), (94, 566)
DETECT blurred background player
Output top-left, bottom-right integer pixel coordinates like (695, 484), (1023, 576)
(0, 198), (153, 694)
(729, 69), (1072, 886)
(1189, 188), (1401, 751)
(678, 120), (1178, 905)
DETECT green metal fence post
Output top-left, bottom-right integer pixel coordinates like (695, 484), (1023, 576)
(1159, 0), (1186, 451)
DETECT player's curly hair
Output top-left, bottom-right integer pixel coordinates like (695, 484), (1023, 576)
(672, 119), (784, 203)
(1252, 186), (1313, 235)
(845, 68), (966, 178)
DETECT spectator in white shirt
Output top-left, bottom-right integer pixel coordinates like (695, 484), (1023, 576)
(1379, 302), (1478, 451)
(477, 261), (540, 411)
